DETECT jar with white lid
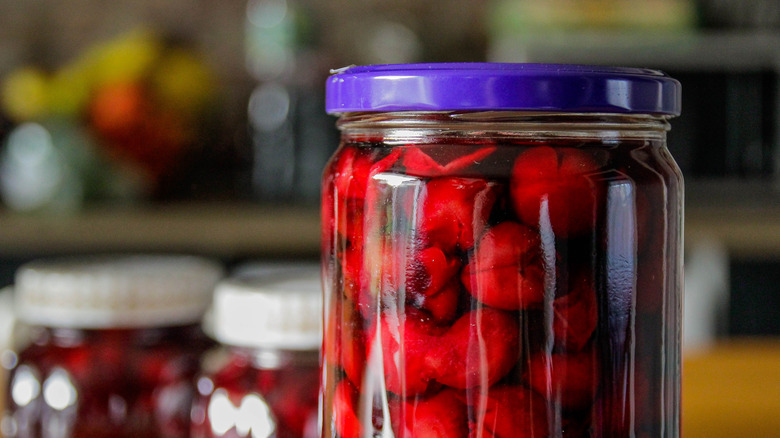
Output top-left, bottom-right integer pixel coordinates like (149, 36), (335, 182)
(2, 254), (223, 438)
(190, 265), (322, 438)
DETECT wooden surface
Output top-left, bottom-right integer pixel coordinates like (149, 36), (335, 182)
(683, 338), (780, 437)
(0, 203), (322, 258)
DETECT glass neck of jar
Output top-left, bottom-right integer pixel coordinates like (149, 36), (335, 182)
(30, 324), (203, 347)
(336, 111), (671, 142)
(229, 345), (320, 370)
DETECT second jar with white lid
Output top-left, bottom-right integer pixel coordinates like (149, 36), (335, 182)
(190, 264), (322, 438)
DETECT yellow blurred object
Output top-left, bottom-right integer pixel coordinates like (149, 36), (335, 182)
(1, 67), (49, 122)
(683, 339), (780, 437)
(47, 62), (93, 117)
(152, 49), (216, 116)
(490, 0), (697, 33)
(83, 28), (162, 87)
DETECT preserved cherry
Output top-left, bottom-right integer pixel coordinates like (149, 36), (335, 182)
(6, 326), (212, 438)
(190, 348), (320, 438)
(322, 64), (683, 438)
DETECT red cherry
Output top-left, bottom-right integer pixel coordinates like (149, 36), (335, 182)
(402, 146), (497, 178)
(427, 308), (520, 390)
(325, 298), (367, 388)
(553, 272), (598, 352)
(341, 244), (374, 314)
(391, 389), (468, 438)
(256, 365), (320, 438)
(333, 380), (362, 438)
(524, 349), (600, 411)
(510, 146), (601, 237)
(374, 239), (461, 323)
(333, 147), (374, 201)
(462, 222), (546, 310)
(467, 385), (549, 438)
(336, 198), (366, 246)
(441, 146), (497, 174)
(331, 145), (402, 205)
(406, 246), (462, 299)
(321, 176), (337, 250)
(402, 147), (447, 177)
(418, 177), (499, 252)
(415, 277), (461, 324)
(378, 308), (444, 396)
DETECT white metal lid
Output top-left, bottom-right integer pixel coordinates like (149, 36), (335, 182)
(14, 255), (224, 328)
(210, 265), (322, 350)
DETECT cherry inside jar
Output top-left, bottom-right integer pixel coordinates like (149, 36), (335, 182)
(322, 64), (683, 438)
(190, 348), (320, 438)
(7, 325), (212, 438)
(189, 266), (322, 438)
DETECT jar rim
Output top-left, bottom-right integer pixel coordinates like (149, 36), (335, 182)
(326, 63), (681, 116)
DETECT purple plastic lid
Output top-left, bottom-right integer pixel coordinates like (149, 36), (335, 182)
(326, 63), (681, 116)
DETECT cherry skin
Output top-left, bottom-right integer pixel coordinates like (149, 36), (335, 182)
(466, 384), (549, 438)
(390, 389), (468, 438)
(462, 221), (546, 310)
(524, 348), (601, 412)
(510, 146), (601, 238)
(553, 272), (599, 352)
(427, 308), (521, 390)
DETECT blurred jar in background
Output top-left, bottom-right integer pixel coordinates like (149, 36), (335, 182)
(0, 287), (15, 430)
(1, 255), (223, 438)
(245, 0), (338, 204)
(190, 265), (321, 438)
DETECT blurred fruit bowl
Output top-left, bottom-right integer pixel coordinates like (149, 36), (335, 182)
(0, 28), (220, 212)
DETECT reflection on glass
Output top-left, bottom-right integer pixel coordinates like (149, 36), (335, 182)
(207, 389), (276, 438)
(42, 368), (77, 411)
(11, 366), (39, 407)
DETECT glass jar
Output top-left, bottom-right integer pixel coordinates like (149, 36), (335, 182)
(190, 265), (322, 438)
(321, 63), (683, 437)
(2, 255), (223, 438)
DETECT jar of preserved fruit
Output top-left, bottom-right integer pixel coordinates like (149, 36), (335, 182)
(2, 255), (223, 438)
(190, 266), (321, 438)
(321, 63), (683, 437)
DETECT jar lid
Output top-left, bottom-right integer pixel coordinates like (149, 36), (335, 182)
(210, 265), (322, 350)
(326, 63), (681, 116)
(15, 255), (224, 329)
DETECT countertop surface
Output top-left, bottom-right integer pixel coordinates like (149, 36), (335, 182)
(683, 338), (780, 437)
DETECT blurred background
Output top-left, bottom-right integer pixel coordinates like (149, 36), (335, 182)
(0, 0), (778, 436)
